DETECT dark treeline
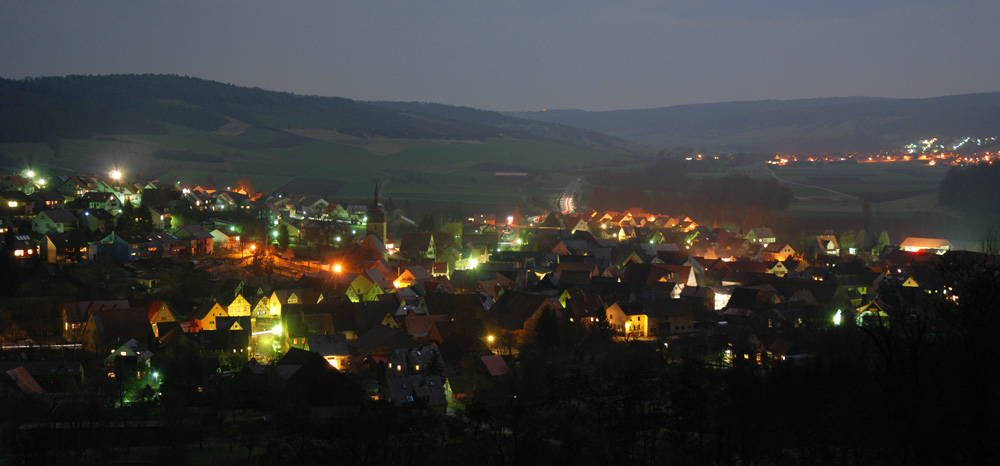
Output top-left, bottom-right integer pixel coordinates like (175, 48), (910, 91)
(0, 74), (506, 143)
(588, 157), (792, 226)
(938, 163), (1000, 220)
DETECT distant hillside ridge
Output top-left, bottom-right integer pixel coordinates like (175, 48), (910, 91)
(508, 93), (1000, 153)
(0, 74), (632, 151)
(367, 100), (638, 151)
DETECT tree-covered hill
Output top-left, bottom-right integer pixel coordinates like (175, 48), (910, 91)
(510, 93), (1000, 153)
(0, 74), (632, 151)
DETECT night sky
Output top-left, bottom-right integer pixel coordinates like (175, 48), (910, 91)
(2, 0), (998, 111)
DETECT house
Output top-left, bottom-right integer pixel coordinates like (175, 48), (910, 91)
(306, 334), (350, 370)
(194, 300), (228, 331)
(900, 237), (953, 254)
(79, 209), (114, 232)
(226, 294), (253, 317)
(209, 228), (240, 250)
(320, 202), (349, 221)
(400, 232), (438, 260)
(175, 225), (215, 255)
(346, 269), (393, 303)
(147, 205), (173, 231)
(32, 209), (80, 234)
(57, 175), (101, 197)
(9, 235), (36, 261)
(63, 300), (131, 343)
(30, 190), (66, 210)
(83, 192), (120, 212)
(393, 266), (432, 289)
(816, 235), (840, 256)
(267, 288), (323, 317)
(488, 291), (561, 343)
(1, 191), (32, 218)
(605, 302), (651, 338)
(100, 230), (151, 261)
(149, 232), (188, 257)
(216, 191), (253, 212)
(81, 308), (153, 355)
(1, 175), (33, 193)
(762, 243), (796, 262)
(745, 227), (776, 244)
(40, 232), (88, 264)
(146, 301), (179, 337)
(382, 375), (448, 413)
(104, 338), (153, 377)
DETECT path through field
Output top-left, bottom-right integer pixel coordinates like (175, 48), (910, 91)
(765, 166), (858, 201)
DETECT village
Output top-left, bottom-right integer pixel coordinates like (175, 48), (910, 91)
(0, 168), (985, 464)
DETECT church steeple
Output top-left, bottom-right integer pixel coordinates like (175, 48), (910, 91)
(372, 183), (382, 210)
(366, 182), (387, 244)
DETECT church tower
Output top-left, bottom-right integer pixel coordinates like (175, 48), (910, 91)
(366, 183), (387, 244)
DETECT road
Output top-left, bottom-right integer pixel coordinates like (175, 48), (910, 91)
(555, 177), (582, 213)
(764, 167), (858, 201)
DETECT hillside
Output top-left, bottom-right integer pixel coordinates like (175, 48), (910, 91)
(509, 94), (1000, 153)
(0, 74), (634, 151)
(367, 101), (637, 151)
(0, 74), (640, 209)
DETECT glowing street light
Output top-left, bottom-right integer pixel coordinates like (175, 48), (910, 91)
(110, 169), (122, 180)
(487, 335), (494, 343)
(833, 310), (843, 326)
(25, 170), (34, 178)
(333, 264), (342, 273)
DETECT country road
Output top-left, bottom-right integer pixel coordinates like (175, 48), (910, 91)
(764, 167), (858, 201)
(556, 177), (582, 213)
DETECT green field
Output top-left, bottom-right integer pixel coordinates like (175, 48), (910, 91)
(0, 125), (632, 211)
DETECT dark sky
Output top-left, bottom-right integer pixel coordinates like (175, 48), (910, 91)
(2, 1), (998, 111)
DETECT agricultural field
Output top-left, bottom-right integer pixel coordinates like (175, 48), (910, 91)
(0, 124), (633, 211)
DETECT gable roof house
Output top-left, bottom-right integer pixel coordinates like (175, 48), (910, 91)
(79, 208), (114, 233)
(193, 300), (229, 331)
(762, 243), (797, 262)
(745, 227), (777, 244)
(63, 300), (131, 343)
(40, 232), (88, 264)
(100, 230), (151, 261)
(175, 225), (215, 255)
(83, 191), (120, 213)
(149, 232), (188, 257)
(306, 334), (351, 370)
(816, 235), (840, 256)
(30, 190), (66, 210)
(81, 308), (153, 356)
(58, 175), (101, 197)
(488, 291), (561, 343)
(8, 235), (36, 262)
(32, 209), (79, 234)
(0, 191), (33, 218)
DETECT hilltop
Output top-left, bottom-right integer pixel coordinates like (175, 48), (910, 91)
(509, 93), (1000, 153)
